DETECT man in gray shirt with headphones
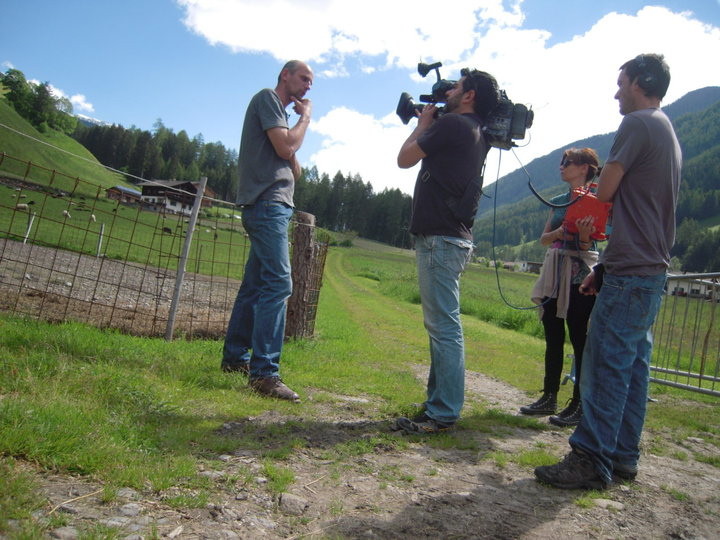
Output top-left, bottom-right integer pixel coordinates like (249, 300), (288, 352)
(535, 53), (681, 489)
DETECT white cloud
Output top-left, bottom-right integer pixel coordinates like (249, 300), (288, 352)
(176, 0), (518, 67)
(69, 94), (94, 114)
(481, 6), (720, 180)
(177, 1), (720, 193)
(309, 6), (720, 192)
(28, 81), (96, 114)
(309, 107), (417, 193)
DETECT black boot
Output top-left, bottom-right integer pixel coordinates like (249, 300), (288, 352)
(549, 398), (582, 427)
(519, 392), (557, 416)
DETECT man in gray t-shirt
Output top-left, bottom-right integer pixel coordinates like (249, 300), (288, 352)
(600, 106), (681, 275)
(236, 88), (295, 207)
(536, 54), (681, 490)
(222, 61), (313, 403)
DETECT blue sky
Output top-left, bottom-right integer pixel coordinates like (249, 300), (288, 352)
(2, 1), (719, 195)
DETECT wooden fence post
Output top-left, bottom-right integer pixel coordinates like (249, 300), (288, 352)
(285, 211), (316, 339)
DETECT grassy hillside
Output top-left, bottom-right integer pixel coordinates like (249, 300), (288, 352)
(0, 100), (126, 190)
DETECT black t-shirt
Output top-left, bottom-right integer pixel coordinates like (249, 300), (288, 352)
(410, 112), (487, 240)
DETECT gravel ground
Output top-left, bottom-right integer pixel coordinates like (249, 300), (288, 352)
(0, 238), (238, 337)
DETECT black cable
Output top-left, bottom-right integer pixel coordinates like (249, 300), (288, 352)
(510, 148), (586, 209)
(489, 151), (558, 311)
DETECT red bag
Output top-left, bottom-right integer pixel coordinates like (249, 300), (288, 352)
(563, 185), (612, 240)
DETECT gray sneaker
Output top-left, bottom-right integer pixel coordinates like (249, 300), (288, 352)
(612, 463), (638, 482)
(534, 449), (608, 490)
(250, 376), (300, 402)
(393, 414), (455, 434)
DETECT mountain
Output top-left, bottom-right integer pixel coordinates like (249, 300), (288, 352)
(76, 113), (109, 128)
(477, 86), (720, 218)
(471, 87), (720, 271)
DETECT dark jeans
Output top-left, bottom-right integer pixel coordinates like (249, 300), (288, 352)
(541, 286), (596, 397)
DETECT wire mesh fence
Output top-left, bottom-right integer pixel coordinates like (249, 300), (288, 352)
(0, 152), (327, 339)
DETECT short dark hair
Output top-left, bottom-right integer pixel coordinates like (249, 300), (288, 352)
(620, 53), (671, 99)
(460, 68), (499, 120)
(277, 60), (305, 84)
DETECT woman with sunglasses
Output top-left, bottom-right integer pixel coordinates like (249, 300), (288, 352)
(521, 148), (602, 427)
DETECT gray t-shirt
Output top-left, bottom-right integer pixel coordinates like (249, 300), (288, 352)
(601, 107), (682, 275)
(236, 88), (294, 207)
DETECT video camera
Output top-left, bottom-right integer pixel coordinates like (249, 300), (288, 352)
(396, 61), (534, 150)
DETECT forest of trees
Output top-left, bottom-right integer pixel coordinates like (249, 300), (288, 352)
(1, 68), (412, 248)
(1, 69), (78, 135)
(2, 67), (718, 270)
(70, 121), (413, 247)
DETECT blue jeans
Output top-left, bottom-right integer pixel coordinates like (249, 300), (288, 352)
(223, 201), (293, 379)
(415, 235), (473, 424)
(570, 272), (666, 484)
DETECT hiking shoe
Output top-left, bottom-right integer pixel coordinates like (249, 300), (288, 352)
(519, 392), (557, 416)
(534, 449), (608, 490)
(393, 414), (455, 434)
(250, 376), (300, 402)
(549, 398), (582, 427)
(221, 360), (250, 375)
(612, 463), (638, 482)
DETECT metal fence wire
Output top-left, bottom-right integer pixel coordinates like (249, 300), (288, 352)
(0, 152), (328, 340)
(651, 274), (720, 397)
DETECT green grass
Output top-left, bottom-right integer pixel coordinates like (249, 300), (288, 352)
(0, 458), (47, 537)
(1, 182), (248, 279)
(342, 246), (545, 339)
(1, 243), (718, 536)
(2, 102), (251, 278)
(0, 100), (125, 192)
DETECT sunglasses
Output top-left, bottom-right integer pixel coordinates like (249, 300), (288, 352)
(560, 158), (581, 168)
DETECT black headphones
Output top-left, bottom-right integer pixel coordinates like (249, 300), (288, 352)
(634, 54), (658, 93)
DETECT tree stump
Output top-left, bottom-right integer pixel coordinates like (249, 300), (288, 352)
(285, 211), (316, 339)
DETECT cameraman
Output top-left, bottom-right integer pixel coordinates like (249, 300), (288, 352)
(393, 69), (499, 434)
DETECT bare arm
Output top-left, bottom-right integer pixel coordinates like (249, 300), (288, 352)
(266, 97), (312, 161)
(539, 211), (563, 246)
(397, 104), (436, 169)
(579, 269), (598, 296)
(596, 161), (624, 203)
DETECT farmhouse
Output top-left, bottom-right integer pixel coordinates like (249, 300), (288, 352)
(106, 185), (141, 204)
(667, 273), (719, 300)
(137, 180), (217, 216)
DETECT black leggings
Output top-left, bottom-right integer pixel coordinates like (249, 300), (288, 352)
(541, 286), (596, 398)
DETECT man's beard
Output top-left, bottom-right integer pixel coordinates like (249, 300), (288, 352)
(445, 94), (461, 113)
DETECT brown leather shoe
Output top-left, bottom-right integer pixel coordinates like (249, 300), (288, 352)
(250, 376), (300, 402)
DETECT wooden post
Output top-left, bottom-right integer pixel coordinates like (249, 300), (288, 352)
(285, 211), (316, 339)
